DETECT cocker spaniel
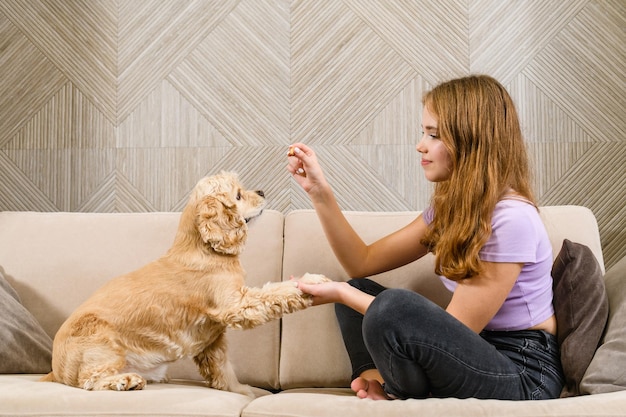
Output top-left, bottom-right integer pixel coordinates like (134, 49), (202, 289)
(41, 172), (327, 396)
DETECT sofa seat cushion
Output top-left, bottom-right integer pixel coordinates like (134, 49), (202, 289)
(581, 255), (626, 394)
(242, 388), (626, 417)
(0, 269), (52, 374)
(0, 375), (268, 417)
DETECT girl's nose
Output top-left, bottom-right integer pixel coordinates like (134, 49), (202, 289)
(416, 137), (426, 154)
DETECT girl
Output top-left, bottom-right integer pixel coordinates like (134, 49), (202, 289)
(287, 75), (564, 401)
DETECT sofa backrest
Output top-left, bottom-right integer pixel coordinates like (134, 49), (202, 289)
(278, 206), (605, 389)
(0, 210), (285, 390)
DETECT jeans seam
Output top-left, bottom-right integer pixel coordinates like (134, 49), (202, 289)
(531, 359), (547, 400)
(403, 340), (527, 378)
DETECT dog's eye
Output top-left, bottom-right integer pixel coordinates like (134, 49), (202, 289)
(236, 191), (242, 201)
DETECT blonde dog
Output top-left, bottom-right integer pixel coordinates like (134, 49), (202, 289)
(41, 172), (327, 396)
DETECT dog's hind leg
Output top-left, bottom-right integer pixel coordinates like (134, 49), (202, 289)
(75, 344), (146, 391)
(193, 334), (253, 397)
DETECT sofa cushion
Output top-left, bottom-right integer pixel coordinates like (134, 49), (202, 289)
(581, 255), (626, 394)
(0, 269), (52, 374)
(280, 210), (450, 389)
(539, 206), (605, 274)
(243, 388), (626, 417)
(0, 210), (285, 390)
(279, 207), (606, 391)
(552, 239), (608, 397)
(0, 374), (264, 417)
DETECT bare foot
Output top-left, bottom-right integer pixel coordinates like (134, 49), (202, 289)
(350, 377), (390, 400)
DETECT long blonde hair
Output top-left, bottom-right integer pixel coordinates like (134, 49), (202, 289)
(421, 75), (535, 281)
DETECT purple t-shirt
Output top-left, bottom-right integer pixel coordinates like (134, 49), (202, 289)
(423, 199), (554, 331)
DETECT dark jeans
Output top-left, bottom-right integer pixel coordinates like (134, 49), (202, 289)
(335, 278), (564, 400)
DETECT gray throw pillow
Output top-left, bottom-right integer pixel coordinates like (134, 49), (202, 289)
(580, 255), (626, 394)
(0, 269), (53, 373)
(552, 239), (608, 397)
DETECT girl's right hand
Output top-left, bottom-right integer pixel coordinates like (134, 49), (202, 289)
(286, 143), (328, 195)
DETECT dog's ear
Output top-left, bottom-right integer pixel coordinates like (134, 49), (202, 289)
(196, 194), (247, 255)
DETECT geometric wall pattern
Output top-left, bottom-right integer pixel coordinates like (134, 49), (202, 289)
(0, 0), (624, 268)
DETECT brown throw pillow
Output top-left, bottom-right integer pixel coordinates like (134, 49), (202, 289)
(0, 269), (53, 373)
(552, 239), (608, 397)
(580, 255), (626, 394)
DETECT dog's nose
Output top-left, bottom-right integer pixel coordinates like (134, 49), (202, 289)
(256, 190), (265, 197)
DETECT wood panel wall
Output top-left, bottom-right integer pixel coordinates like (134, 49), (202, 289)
(0, 0), (624, 267)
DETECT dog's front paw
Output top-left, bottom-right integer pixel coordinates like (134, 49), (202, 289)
(298, 273), (332, 284)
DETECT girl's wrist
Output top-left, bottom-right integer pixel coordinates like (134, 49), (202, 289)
(337, 281), (353, 305)
(309, 182), (334, 205)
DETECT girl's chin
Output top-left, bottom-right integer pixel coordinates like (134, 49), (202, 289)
(423, 173), (448, 183)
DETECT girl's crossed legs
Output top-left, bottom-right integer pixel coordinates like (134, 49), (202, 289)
(335, 279), (563, 400)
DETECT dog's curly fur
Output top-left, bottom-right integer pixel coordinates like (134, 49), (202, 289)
(41, 172), (328, 396)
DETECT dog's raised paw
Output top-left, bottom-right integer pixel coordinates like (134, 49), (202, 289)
(298, 273), (331, 284)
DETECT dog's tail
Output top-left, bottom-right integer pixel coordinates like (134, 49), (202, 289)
(39, 372), (56, 382)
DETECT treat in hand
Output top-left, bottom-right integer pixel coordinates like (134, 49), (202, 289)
(288, 146), (306, 177)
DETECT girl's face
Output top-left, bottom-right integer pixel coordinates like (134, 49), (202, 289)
(416, 106), (453, 182)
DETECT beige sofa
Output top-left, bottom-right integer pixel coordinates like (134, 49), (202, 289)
(0, 207), (624, 417)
